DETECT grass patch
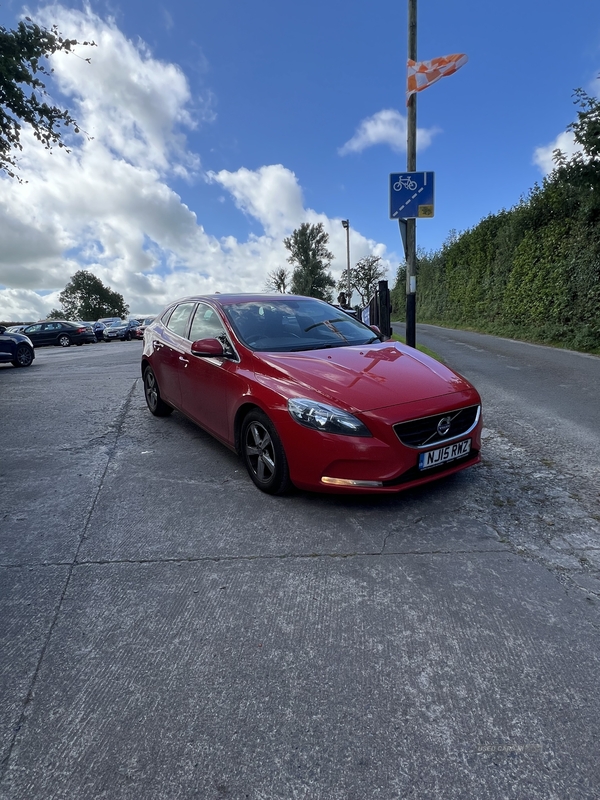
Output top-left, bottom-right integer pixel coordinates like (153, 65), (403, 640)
(403, 316), (600, 357)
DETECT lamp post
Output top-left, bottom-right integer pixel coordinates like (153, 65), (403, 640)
(405, 0), (417, 348)
(341, 219), (351, 306)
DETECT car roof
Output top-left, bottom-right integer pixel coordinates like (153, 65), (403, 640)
(34, 319), (76, 325)
(165, 294), (324, 307)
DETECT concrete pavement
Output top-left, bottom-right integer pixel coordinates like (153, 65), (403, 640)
(1, 342), (599, 799)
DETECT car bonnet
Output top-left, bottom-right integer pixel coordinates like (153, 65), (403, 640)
(257, 342), (474, 413)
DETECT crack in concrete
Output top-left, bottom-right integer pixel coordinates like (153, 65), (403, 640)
(0, 546), (510, 571)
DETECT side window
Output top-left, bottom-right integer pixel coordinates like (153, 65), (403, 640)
(190, 304), (235, 357)
(189, 303), (225, 342)
(166, 303), (195, 338)
(25, 324), (42, 333)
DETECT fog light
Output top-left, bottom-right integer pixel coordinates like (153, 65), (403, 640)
(321, 477), (383, 488)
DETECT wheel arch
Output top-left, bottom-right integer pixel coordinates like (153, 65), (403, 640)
(233, 402), (263, 454)
(233, 391), (294, 455)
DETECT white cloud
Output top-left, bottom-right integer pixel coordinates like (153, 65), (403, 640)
(207, 165), (305, 239)
(339, 109), (440, 155)
(35, 5), (207, 174)
(0, 5), (394, 321)
(533, 131), (582, 175)
(533, 75), (600, 176)
(0, 288), (63, 323)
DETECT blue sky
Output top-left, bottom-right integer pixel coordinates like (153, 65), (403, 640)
(1, 0), (599, 319)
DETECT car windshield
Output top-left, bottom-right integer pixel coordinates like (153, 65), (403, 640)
(109, 320), (124, 327)
(223, 297), (379, 353)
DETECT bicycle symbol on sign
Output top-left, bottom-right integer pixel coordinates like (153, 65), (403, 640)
(393, 175), (418, 192)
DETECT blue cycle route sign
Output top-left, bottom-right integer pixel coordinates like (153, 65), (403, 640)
(389, 172), (435, 219)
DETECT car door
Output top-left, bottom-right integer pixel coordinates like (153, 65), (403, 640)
(178, 302), (242, 445)
(152, 302), (196, 409)
(42, 322), (63, 345)
(23, 323), (44, 346)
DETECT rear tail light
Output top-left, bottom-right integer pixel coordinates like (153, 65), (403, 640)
(76, 327), (86, 333)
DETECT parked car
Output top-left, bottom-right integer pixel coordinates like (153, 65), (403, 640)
(138, 316), (155, 333)
(21, 320), (96, 348)
(0, 325), (35, 367)
(91, 322), (107, 341)
(75, 321), (97, 340)
(104, 318), (143, 341)
(6, 324), (30, 333)
(141, 294), (482, 495)
(98, 317), (123, 329)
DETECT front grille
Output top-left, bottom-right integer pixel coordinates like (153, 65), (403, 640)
(393, 405), (480, 448)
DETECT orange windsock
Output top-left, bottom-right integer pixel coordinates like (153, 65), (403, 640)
(406, 53), (468, 105)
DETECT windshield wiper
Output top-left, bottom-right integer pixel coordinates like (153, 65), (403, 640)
(287, 342), (350, 352)
(303, 318), (348, 332)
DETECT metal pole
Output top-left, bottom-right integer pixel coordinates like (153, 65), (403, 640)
(342, 219), (351, 304)
(406, 0), (417, 348)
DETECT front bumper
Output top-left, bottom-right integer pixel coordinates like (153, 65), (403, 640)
(274, 392), (482, 494)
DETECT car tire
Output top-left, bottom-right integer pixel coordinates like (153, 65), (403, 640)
(241, 409), (292, 495)
(58, 334), (71, 347)
(126, 332), (132, 341)
(11, 344), (34, 368)
(143, 366), (173, 417)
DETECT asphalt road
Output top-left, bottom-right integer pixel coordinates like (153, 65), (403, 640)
(394, 322), (600, 578)
(1, 337), (600, 799)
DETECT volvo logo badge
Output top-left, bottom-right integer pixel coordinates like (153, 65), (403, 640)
(437, 416), (452, 437)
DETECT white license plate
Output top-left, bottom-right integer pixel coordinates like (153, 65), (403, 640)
(419, 439), (471, 470)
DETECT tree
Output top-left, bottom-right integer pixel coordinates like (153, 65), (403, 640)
(264, 267), (290, 293)
(563, 87), (600, 163)
(0, 18), (95, 179)
(284, 222), (336, 301)
(551, 88), (600, 225)
(337, 255), (387, 306)
(390, 262), (406, 321)
(46, 307), (64, 319)
(58, 270), (129, 320)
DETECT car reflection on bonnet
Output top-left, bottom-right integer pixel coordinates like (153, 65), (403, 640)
(141, 294), (482, 495)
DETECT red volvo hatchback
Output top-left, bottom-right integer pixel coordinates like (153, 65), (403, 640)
(141, 294), (482, 495)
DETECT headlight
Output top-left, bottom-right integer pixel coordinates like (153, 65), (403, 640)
(288, 398), (371, 437)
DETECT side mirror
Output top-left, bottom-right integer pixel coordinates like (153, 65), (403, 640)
(191, 338), (225, 357)
(369, 324), (383, 340)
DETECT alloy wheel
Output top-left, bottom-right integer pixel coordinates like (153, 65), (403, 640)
(244, 421), (276, 484)
(14, 344), (33, 367)
(241, 410), (291, 494)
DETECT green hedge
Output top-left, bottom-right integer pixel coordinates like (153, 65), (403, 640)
(391, 91), (600, 352)
(392, 176), (600, 353)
